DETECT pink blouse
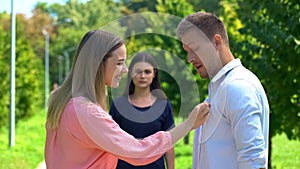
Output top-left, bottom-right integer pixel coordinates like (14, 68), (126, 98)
(45, 96), (172, 169)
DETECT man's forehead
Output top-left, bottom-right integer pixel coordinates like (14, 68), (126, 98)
(181, 29), (207, 45)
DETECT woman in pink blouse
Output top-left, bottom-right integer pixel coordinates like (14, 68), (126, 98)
(45, 30), (210, 169)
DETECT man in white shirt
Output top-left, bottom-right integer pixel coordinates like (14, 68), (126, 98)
(176, 12), (269, 169)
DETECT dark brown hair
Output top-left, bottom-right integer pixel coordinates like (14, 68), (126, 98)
(123, 52), (166, 99)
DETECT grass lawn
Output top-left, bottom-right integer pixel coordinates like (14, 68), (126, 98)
(0, 110), (46, 169)
(174, 131), (300, 169)
(271, 133), (300, 169)
(0, 110), (299, 169)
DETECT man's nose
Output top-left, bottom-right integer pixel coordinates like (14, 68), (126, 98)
(187, 53), (196, 63)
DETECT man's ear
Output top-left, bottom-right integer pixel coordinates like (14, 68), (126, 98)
(214, 34), (222, 49)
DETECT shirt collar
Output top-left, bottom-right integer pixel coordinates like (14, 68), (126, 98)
(211, 59), (241, 83)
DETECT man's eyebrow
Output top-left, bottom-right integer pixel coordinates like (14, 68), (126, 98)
(188, 41), (197, 46)
(183, 41), (195, 47)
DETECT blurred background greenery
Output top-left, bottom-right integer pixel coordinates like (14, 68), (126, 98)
(0, 0), (299, 168)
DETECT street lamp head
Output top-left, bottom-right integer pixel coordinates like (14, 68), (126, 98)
(54, 18), (73, 25)
(42, 17), (72, 36)
(42, 27), (48, 36)
(42, 17), (72, 109)
(64, 18), (72, 23)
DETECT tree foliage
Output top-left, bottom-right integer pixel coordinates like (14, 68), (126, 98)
(1, 0), (299, 142)
(116, 0), (207, 117)
(0, 14), (11, 128)
(47, 0), (124, 85)
(233, 0), (300, 140)
(0, 14), (44, 128)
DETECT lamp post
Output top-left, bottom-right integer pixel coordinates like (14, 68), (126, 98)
(42, 18), (72, 109)
(63, 46), (75, 78)
(9, 0), (16, 147)
(58, 55), (63, 84)
(64, 51), (70, 78)
(42, 28), (49, 109)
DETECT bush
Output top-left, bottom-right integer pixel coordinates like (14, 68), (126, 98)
(0, 14), (44, 128)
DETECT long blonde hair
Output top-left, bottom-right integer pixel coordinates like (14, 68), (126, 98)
(47, 30), (124, 129)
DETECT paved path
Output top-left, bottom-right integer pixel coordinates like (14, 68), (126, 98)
(36, 160), (46, 169)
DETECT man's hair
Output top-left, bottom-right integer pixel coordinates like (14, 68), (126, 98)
(177, 12), (229, 46)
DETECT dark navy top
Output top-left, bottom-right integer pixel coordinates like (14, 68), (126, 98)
(109, 96), (175, 169)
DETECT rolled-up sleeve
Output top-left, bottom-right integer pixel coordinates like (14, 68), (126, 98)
(226, 80), (268, 169)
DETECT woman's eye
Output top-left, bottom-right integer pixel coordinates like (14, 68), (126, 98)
(144, 70), (152, 74)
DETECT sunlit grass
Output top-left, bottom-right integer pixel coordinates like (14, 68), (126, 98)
(174, 131), (300, 169)
(0, 110), (46, 169)
(271, 133), (300, 169)
(174, 131), (194, 169)
(0, 111), (299, 169)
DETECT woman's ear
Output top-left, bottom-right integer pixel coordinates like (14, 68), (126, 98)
(153, 68), (157, 78)
(129, 69), (134, 78)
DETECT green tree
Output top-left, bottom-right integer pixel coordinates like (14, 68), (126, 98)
(120, 0), (158, 13)
(234, 0), (300, 140)
(0, 13), (44, 128)
(155, 0), (210, 144)
(0, 14), (11, 128)
(31, 0), (124, 86)
(219, 1), (299, 167)
(117, 0), (201, 144)
(187, 0), (222, 14)
(119, 0), (201, 117)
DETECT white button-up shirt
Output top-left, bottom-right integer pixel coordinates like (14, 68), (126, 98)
(192, 59), (269, 169)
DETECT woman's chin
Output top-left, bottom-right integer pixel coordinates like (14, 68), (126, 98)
(109, 82), (119, 88)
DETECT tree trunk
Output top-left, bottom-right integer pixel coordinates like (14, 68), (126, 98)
(268, 126), (274, 169)
(184, 132), (189, 144)
(268, 133), (272, 168)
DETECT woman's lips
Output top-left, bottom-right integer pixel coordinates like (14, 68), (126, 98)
(115, 75), (121, 80)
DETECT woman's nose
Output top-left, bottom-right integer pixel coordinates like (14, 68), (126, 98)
(140, 71), (146, 77)
(122, 65), (128, 73)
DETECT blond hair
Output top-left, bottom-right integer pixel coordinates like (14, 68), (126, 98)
(47, 30), (123, 129)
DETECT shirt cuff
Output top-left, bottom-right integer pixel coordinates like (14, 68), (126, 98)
(238, 156), (267, 169)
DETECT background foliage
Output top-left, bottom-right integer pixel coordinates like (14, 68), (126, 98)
(0, 13), (43, 127)
(0, 0), (299, 167)
(235, 0), (300, 139)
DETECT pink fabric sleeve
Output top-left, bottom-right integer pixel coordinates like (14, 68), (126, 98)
(73, 97), (172, 164)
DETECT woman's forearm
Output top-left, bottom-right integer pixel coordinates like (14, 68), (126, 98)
(169, 120), (192, 144)
(165, 147), (175, 169)
(169, 102), (209, 144)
